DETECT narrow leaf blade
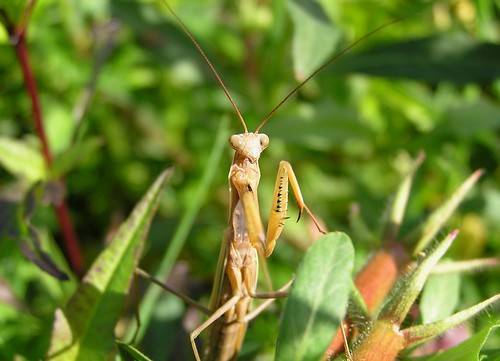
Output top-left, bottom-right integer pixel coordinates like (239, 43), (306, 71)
(401, 323), (499, 361)
(403, 294), (500, 348)
(331, 34), (500, 85)
(383, 152), (425, 242)
(407, 170), (482, 254)
(46, 168), (172, 360)
(116, 341), (153, 361)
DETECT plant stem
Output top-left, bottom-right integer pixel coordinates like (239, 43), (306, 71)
(10, 4), (84, 277)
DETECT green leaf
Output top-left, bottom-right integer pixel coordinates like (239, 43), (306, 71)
(432, 258), (500, 274)
(331, 34), (500, 85)
(402, 323), (499, 361)
(45, 104), (75, 155)
(264, 101), (369, 150)
(420, 273), (461, 324)
(46, 168), (172, 361)
(0, 1), (26, 26)
(407, 170), (483, 254)
(443, 99), (500, 136)
(382, 230), (458, 325)
(0, 137), (46, 184)
(275, 232), (354, 361)
(347, 280), (370, 333)
(116, 341), (153, 361)
(50, 137), (104, 177)
(481, 348), (500, 360)
(403, 294), (500, 348)
(288, 0), (339, 81)
(382, 152), (425, 242)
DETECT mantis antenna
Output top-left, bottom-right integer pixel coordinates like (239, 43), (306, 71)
(255, 17), (407, 133)
(161, 0), (248, 133)
(163, 1), (409, 135)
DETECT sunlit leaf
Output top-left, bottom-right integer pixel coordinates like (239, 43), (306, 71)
(46, 168), (171, 360)
(420, 273), (460, 324)
(288, 0), (339, 81)
(402, 323), (499, 361)
(0, 137), (46, 184)
(276, 232), (354, 361)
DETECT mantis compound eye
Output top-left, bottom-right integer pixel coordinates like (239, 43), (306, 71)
(229, 134), (244, 150)
(259, 134), (269, 150)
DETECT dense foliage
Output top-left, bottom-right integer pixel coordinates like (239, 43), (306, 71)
(0, 0), (499, 360)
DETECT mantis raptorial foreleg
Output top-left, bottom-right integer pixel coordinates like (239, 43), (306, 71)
(237, 158), (326, 261)
(147, 0), (401, 358)
(265, 160), (326, 256)
(143, 2), (404, 359)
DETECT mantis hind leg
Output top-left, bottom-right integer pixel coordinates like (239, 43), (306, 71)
(245, 277), (295, 322)
(190, 295), (241, 361)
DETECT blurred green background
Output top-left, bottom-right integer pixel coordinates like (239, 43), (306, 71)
(0, 0), (499, 359)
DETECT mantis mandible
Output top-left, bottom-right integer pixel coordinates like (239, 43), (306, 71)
(142, 2), (401, 360)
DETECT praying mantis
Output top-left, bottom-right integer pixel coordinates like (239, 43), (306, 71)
(139, 1), (401, 360)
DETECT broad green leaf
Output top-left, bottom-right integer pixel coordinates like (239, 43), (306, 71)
(0, 137), (46, 183)
(443, 99), (500, 136)
(46, 168), (172, 361)
(481, 348), (500, 360)
(275, 232), (354, 361)
(402, 324), (499, 361)
(420, 273), (461, 324)
(264, 101), (369, 150)
(288, 0), (339, 81)
(330, 34), (500, 85)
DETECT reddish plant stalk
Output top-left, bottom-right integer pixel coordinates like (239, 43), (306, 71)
(351, 320), (405, 361)
(326, 244), (408, 357)
(12, 16), (84, 277)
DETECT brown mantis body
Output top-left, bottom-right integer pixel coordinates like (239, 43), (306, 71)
(196, 135), (323, 360)
(144, 2), (401, 360)
(155, 3), (327, 360)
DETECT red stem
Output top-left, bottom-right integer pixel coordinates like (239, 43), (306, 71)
(14, 26), (84, 277)
(16, 33), (52, 164)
